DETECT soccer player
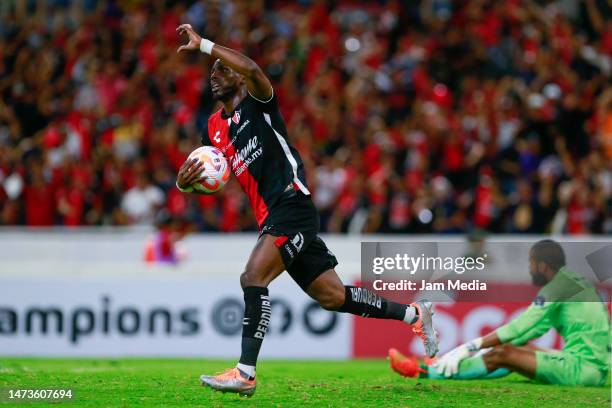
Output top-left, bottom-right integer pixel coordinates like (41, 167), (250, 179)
(389, 240), (611, 387)
(174, 24), (438, 397)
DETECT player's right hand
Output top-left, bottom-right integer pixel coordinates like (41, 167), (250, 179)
(433, 344), (470, 377)
(433, 337), (481, 377)
(176, 158), (205, 191)
(176, 24), (203, 53)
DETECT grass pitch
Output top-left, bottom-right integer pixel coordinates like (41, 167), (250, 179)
(0, 359), (609, 407)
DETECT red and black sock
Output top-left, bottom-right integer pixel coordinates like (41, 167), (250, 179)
(238, 286), (271, 371)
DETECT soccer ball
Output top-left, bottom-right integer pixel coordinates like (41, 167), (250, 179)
(187, 146), (231, 193)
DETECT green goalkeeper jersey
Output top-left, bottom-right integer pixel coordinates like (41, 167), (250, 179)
(495, 267), (611, 374)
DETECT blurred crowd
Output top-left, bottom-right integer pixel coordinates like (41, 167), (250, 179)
(0, 0), (610, 234)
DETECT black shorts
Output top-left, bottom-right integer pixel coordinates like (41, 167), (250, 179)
(261, 192), (338, 291)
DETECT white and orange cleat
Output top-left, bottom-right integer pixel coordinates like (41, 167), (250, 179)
(200, 368), (256, 397)
(410, 300), (439, 358)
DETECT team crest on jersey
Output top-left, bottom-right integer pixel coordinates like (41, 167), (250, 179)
(232, 110), (241, 124)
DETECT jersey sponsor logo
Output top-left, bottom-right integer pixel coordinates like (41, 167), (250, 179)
(350, 287), (382, 309)
(234, 136), (259, 164)
(236, 119), (250, 134)
(232, 110), (241, 125)
(254, 295), (271, 339)
(232, 136), (263, 176)
(213, 130), (221, 143)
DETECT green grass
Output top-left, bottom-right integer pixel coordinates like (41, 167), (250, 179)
(0, 359), (609, 407)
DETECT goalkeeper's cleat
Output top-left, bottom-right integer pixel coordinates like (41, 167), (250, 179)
(388, 348), (426, 378)
(200, 368), (256, 397)
(410, 300), (439, 358)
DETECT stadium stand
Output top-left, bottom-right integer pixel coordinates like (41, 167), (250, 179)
(0, 0), (610, 233)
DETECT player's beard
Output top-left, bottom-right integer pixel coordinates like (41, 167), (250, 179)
(213, 85), (239, 102)
(531, 273), (547, 287)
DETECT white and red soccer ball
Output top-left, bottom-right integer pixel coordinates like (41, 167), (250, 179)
(187, 146), (231, 193)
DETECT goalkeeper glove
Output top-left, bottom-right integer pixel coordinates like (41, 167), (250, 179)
(434, 337), (483, 377)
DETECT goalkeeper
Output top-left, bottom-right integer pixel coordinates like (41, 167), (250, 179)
(389, 239), (611, 386)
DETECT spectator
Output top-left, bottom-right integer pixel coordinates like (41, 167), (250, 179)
(143, 211), (191, 265)
(121, 173), (164, 225)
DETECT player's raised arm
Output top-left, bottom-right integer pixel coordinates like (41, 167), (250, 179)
(176, 24), (273, 101)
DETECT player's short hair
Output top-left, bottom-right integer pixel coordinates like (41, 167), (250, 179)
(530, 239), (566, 272)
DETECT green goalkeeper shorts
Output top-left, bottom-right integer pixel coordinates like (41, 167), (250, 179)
(535, 351), (606, 386)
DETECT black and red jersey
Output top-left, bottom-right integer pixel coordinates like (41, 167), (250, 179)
(203, 91), (311, 228)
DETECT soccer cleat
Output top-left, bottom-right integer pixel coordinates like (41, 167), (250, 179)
(388, 348), (426, 378)
(200, 368), (256, 397)
(410, 300), (439, 358)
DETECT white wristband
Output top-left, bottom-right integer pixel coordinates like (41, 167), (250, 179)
(200, 38), (215, 54)
(176, 181), (194, 193)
